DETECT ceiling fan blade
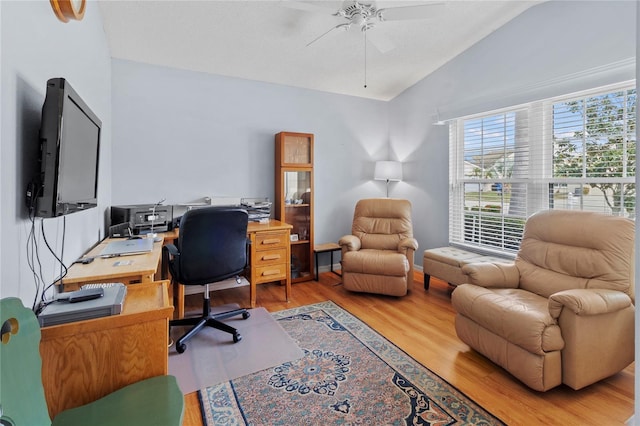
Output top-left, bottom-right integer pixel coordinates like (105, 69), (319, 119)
(377, 2), (444, 21)
(306, 24), (344, 47)
(366, 29), (395, 53)
(281, 1), (338, 15)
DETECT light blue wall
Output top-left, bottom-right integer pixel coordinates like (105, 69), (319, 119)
(389, 0), (637, 253)
(0, 0), (636, 309)
(0, 1), (111, 304)
(111, 58), (389, 251)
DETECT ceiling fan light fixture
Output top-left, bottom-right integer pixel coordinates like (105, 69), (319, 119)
(352, 13), (366, 27)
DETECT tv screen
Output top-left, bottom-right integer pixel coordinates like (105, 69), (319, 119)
(31, 78), (101, 217)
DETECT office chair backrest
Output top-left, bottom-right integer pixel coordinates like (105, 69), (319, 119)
(175, 207), (249, 286)
(0, 297), (52, 426)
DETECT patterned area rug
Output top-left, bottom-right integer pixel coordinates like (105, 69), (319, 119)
(199, 301), (504, 425)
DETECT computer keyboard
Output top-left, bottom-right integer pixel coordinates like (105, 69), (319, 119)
(81, 282), (125, 290)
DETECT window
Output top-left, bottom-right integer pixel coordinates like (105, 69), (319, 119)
(449, 83), (636, 256)
(551, 89), (636, 215)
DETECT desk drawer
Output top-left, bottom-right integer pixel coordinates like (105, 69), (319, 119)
(255, 264), (287, 283)
(255, 232), (288, 251)
(254, 248), (288, 267)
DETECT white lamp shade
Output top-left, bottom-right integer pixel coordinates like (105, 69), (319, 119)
(374, 161), (403, 181)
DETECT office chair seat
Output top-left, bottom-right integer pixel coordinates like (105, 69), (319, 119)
(165, 207), (251, 353)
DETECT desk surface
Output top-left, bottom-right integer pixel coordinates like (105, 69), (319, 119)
(62, 237), (164, 287)
(40, 281), (172, 338)
(247, 219), (292, 233)
(162, 219), (292, 242)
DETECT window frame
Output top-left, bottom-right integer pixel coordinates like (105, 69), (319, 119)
(449, 81), (636, 256)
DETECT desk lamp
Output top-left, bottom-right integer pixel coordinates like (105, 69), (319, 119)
(148, 198), (165, 242)
(374, 161), (402, 197)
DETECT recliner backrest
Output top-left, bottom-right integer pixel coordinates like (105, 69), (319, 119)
(516, 209), (635, 301)
(351, 198), (413, 250)
(174, 207), (249, 286)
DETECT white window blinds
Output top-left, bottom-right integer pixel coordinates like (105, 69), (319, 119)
(449, 82), (636, 256)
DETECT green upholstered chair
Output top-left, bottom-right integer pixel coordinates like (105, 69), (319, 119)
(0, 297), (184, 426)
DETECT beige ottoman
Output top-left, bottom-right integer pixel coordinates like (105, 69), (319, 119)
(423, 246), (513, 290)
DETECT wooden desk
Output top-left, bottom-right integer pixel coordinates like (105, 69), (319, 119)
(169, 220), (292, 318)
(60, 237), (164, 290)
(40, 281), (173, 419)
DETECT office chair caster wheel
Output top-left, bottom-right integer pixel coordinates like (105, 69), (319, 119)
(242, 311), (250, 320)
(176, 342), (187, 353)
(233, 332), (242, 343)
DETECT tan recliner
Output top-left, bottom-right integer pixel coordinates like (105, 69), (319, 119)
(338, 198), (419, 296)
(451, 210), (635, 391)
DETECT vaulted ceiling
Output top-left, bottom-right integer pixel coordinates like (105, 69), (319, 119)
(98, 1), (541, 101)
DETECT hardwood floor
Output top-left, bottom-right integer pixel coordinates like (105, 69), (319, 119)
(179, 272), (634, 426)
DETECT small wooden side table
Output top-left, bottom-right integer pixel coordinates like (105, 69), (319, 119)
(314, 243), (342, 281)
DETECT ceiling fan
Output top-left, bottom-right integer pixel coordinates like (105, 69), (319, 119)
(285, 1), (444, 53)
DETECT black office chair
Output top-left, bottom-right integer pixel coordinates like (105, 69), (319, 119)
(164, 207), (250, 354)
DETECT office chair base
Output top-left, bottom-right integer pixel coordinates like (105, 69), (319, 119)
(171, 308), (250, 354)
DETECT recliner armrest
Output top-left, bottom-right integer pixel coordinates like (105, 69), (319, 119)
(548, 288), (633, 319)
(461, 262), (520, 288)
(338, 235), (361, 252)
(398, 237), (418, 253)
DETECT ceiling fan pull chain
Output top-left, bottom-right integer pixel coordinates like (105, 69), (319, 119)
(364, 30), (367, 89)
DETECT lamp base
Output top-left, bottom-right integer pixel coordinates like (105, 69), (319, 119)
(147, 233), (162, 243)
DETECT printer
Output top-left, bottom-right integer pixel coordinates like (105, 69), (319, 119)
(111, 204), (173, 235)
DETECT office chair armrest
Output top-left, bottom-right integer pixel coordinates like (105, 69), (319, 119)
(163, 243), (180, 259)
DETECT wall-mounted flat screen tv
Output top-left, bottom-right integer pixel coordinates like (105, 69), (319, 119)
(31, 78), (101, 218)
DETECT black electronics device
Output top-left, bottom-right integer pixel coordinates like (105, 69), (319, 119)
(27, 78), (102, 217)
(111, 204), (173, 235)
(38, 285), (126, 327)
(56, 287), (104, 303)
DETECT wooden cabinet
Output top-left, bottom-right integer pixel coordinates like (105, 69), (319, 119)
(40, 281), (172, 419)
(275, 132), (314, 283)
(248, 221), (292, 308)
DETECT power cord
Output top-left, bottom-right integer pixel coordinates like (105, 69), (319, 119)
(25, 182), (69, 313)
(38, 215), (68, 310)
(26, 182), (44, 311)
